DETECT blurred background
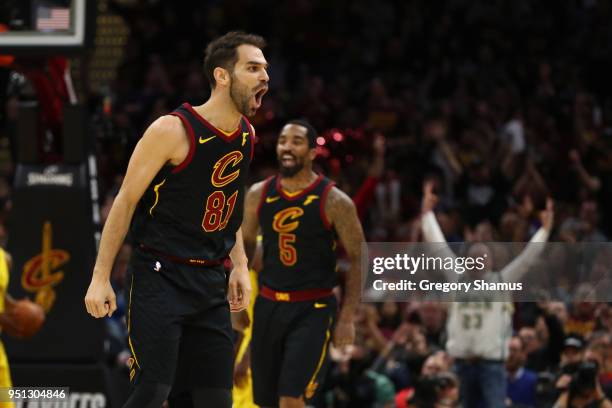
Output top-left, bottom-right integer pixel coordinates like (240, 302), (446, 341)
(1, 0), (612, 407)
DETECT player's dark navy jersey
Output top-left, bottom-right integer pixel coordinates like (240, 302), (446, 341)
(130, 103), (254, 261)
(257, 174), (337, 290)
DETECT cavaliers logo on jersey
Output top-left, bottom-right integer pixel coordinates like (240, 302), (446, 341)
(272, 207), (304, 233)
(211, 151), (243, 188)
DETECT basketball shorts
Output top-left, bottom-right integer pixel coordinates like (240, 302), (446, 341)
(251, 295), (336, 406)
(126, 248), (234, 393)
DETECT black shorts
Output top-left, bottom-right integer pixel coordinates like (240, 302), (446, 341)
(251, 294), (336, 405)
(126, 249), (234, 392)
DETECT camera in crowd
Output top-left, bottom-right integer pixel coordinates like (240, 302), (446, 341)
(568, 361), (600, 400)
(407, 372), (459, 408)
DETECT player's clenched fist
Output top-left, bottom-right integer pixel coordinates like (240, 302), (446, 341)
(84, 276), (117, 318)
(333, 319), (355, 350)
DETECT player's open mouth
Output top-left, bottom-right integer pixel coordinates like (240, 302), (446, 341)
(253, 87), (268, 108)
(281, 154), (296, 166)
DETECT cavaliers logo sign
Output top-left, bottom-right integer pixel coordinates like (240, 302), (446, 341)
(21, 221), (69, 312)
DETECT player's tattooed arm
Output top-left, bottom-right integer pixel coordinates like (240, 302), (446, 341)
(325, 186), (365, 325)
(242, 180), (265, 267)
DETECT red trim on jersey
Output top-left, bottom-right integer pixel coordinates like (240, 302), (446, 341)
(183, 103), (241, 142)
(277, 173), (324, 201)
(169, 112), (196, 174)
(138, 244), (223, 267)
(256, 176), (275, 219)
(243, 116), (256, 161)
(320, 182), (336, 230)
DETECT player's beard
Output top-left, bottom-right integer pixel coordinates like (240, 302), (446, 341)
(229, 73), (255, 117)
(279, 154), (305, 177)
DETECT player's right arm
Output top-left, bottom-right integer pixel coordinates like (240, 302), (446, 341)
(229, 181), (264, 331)
(85, 115), (188, 318)
(241, 180), (265, 266)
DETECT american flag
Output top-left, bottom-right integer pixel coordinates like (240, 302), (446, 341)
(36, 7), (71, 31)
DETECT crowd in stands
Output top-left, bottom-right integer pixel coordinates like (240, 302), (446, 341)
(3, 0), (612, 406)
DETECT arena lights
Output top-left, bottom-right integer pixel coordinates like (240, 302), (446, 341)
(315, 146), (330, 158)
(332, 131), (344, 142)
(316, 136), (326, 145)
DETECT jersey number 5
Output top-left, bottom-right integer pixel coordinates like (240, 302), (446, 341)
(279, 233), (297, 266)
(202, 190), (238, 232)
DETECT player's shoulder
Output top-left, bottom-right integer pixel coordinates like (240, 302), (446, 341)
(247, 177), (274, 197)
(139, 114), (187, 152)
(146, 114), (185, 138)
(324, 184), (356, 221)
(245, 177), (274, 207)
(248, 179), (268, 194)
(325, 185), (354, 209)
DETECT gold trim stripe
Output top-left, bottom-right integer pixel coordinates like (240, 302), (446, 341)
(148, 179), (166, 216)
(305, 317), (333, 395)
(282, 189), (303, 198)
(127, 274), (140, 369)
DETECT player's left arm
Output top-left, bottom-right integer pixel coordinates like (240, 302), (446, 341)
(325, 186), (365, 348)
(228, 227), (251, 312)
(242, 180), (266, 266)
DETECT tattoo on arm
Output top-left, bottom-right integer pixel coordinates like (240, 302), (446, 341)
(325, 187), (365, 321)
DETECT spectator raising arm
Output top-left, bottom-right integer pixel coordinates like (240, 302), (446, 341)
(420, 180), (459, 283)
(501, 198), (553, 283)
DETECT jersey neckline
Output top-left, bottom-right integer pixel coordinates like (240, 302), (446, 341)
(183, 103), (242, 142)
(276, 173), (324, 201)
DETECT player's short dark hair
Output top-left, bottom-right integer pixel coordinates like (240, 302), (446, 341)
(204, 31), (266, 88)
(286, 119), (318, 148)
